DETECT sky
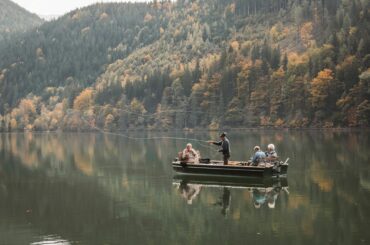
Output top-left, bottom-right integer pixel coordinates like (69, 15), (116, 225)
(12, 0), (147, 17)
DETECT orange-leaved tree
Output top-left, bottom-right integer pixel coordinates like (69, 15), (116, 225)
(310, 69), (343, 120)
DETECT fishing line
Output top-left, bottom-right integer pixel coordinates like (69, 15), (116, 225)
(78, 114), (216, 151)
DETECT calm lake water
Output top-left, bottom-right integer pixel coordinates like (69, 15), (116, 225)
(0, 131), (369, 245)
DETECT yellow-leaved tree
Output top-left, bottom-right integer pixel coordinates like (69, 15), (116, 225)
(300, 22), (314, 48)
(310, 69), (343, 120)
(73, 88), (94, 111)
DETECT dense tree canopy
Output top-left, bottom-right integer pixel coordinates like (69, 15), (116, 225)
(0, 0), (369, 131)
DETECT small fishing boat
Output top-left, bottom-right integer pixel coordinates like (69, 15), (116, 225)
(172, 158), (289, 178)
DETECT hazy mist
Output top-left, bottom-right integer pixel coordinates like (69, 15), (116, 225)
(12, 0), (148, 16)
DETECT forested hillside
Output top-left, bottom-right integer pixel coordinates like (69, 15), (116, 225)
(0, 0), (43, 40)
(0, 0), (369, 131)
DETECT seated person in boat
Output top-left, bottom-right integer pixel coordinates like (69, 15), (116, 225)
(179, 143), (199, 163)
(265, 144), (278, 162)
(251, 146), (266, 166)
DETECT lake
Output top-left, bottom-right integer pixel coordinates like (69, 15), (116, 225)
(0, 130), (369, 245)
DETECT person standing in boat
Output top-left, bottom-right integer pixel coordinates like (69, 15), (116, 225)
(208, 132), (231, 165)
(265, 144), (278, 162)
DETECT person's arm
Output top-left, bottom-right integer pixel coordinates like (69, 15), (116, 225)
(207, 140), (221, 146)
(191, 149), (198, 158)
(182, 149), (187, 159)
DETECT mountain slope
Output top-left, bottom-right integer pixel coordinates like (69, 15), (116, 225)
(0, 2), (163, 109)
(0, 0), (43, 36)
(0, 0), (369, 131)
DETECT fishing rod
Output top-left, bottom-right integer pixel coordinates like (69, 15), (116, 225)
(79, 114), (216, 151)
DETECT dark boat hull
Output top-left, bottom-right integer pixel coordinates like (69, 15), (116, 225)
(172, 161), (288, 178)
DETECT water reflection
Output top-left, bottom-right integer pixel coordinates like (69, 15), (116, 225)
(215, 188), (231, 216)
(173, 176), (288, 213)
(251, 185), (287, 209)
(0, 131), (369, 244)
(31, 236), (70, 245)
(177, 182), (202, 205)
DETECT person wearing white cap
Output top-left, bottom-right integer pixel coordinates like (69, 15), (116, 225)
(265, 143), (278, 161)
(181, 143), (199, 163)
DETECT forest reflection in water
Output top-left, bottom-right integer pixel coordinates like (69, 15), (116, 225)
(0, 130), (369, 245)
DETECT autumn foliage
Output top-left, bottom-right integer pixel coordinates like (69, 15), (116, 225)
(0, 0), (369, 131)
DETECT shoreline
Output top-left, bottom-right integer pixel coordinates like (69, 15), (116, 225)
(0, 127), (369, 134)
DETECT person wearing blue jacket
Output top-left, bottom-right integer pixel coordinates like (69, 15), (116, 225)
(251, 146), (265, 166)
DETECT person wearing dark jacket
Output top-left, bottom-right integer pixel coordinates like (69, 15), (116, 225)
(208, 132), (231, 165)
